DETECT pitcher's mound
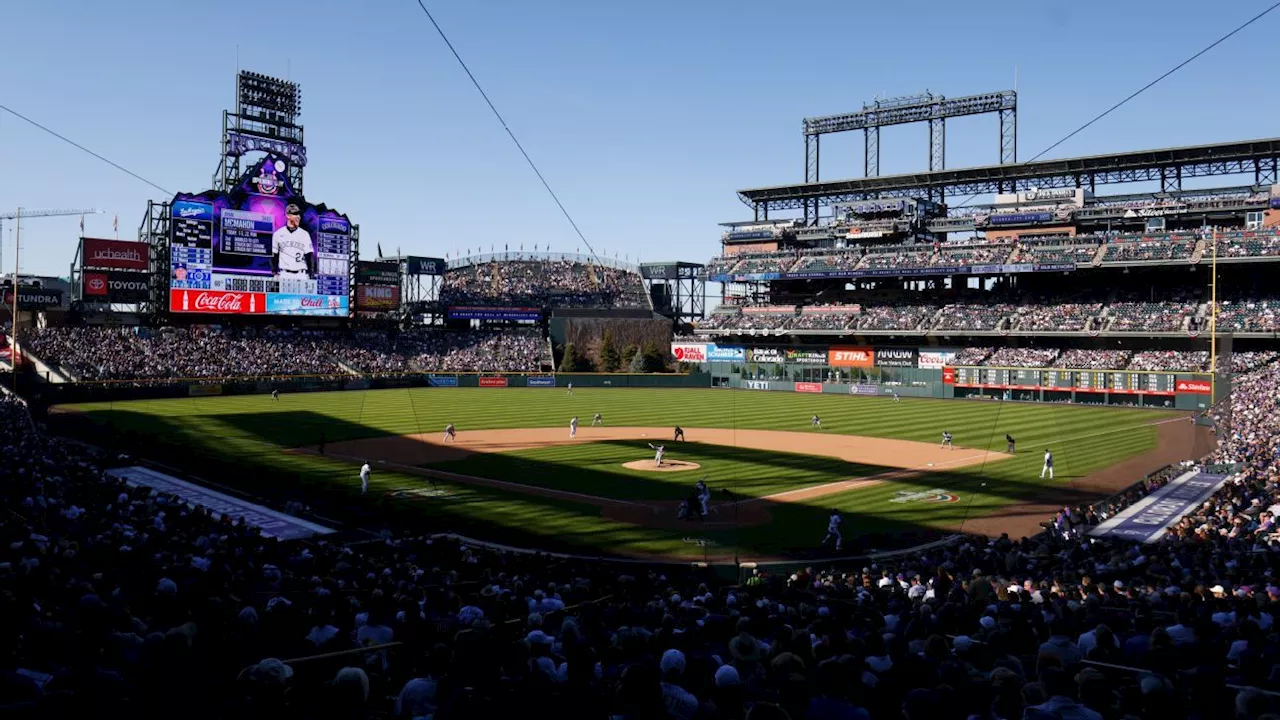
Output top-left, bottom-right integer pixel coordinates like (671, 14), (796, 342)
(622, 459), (701, 473)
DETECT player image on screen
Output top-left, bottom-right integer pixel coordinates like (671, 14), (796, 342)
(272, 204), (314, 281)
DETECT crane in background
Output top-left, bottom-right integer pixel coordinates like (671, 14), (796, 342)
(1, 208), (103, 279)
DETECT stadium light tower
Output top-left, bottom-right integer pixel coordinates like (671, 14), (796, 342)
(3, 208), (103, 387)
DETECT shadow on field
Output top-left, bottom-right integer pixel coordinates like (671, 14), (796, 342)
(48, 407), (1177, 560)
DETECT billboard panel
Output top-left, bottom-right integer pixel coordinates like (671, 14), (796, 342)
(168, 155), (352, 317)
(874, 347), (918, 368)
(356, 285), (400, 311)
(82, 238), (149, 270)
(406, 257), (446, 275)
(707, 345), (745, 362)
(83, 271), (150, 303)
(3, 287), (63, 309)
(919, 350), (959, 369)
(169, 289), (266, 314)
(527, 375), (557, 387)
(828, 347), (875, 368)
(447, 306), (541, 322)
(478, 376), (509, 387)
(357, 260), (400, 286)
(670, 343), (708, 363)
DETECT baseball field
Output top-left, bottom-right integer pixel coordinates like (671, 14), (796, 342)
(57, 387), (1212, 560)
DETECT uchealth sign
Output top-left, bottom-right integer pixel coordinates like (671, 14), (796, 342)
(82, 238), (149, 271)
(479, 376), (509, 387)
(795, 382), (823, 393)
(874, 347), (918, 368)
(169, 289), (266, 314)
(671, 343), (708, 363)
(83, 271), (150, 303)
(1176, 379), (1212, 395)
(828, 347), (875, 368)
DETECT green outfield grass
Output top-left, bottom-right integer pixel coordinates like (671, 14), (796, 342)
(58, 388), (1181, 559)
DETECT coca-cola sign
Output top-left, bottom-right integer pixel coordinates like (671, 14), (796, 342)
(169, 289), (266, 314)
(83, 238), (149, 270)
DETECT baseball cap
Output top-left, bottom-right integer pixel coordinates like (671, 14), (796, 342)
(661, 649), (686, 675)
(285, 203), (301, 215)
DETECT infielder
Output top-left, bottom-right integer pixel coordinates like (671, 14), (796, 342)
(592, 412), (603, 426)
(443, 423), (456, 442)
(359, 461), (371, 494)
(1041, 449), (1055, 479)
(1006, 434), (1016, 453)
(570, 416), (579, 438)
(941, 431), (953, 449)
(648, 443), (665, 467)
(271, 203), (315, 281)
(673, 426), (685, 442)
(823, 510), (844, 551)
(812, 414), (822, 429)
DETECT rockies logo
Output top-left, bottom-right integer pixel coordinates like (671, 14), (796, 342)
(890, 488), (960, 504)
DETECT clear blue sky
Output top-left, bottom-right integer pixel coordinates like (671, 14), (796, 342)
(2, 0), (1279, 276)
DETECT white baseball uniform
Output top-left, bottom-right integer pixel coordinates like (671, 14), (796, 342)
(444, 424), (456, 442)
(360, 463), (371, 494)
(824, 513), (843, 550)
(649, 443), (664, 466)
(272, 225), (314, 277)
(1041, 450), (1054, 479)
(570, 417), (578, 438)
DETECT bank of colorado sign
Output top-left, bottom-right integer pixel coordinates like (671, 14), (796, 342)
(670, 343), (708, 363)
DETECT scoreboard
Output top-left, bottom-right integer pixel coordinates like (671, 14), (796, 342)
(948, 367), (1178, 395)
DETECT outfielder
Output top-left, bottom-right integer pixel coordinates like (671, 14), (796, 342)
(1041, 449), (1054, 479)
(271, 389), (279, 401)
(695, 479), (710, 517)
(941, 431), (953, 449)
(567, 382), (573, 395)
(592, 412), (603, 426)
(271, 203), (314, 281)
(359, 461), (371, 495)
(892, 391), (900, 403)
(812, 414), (822, 429)
(443, 423), (456, 442)
(1006, 434), (1016, 453)
(570, 416), (579, 438)
(648, 443), (665, 467)
(823, 510), (843, 551)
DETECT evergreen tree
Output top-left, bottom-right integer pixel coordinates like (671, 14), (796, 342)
(600, 329), (621, 372)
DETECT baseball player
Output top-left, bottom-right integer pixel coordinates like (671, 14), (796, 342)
(811, 414), (822, 429)
(359, 461), (371, 494)
(567, 382), (573, 396)
(570, 416), (579, 438)
(673, 426), (685, 442)
(823, 510), (843, 551)
(892, 391), (900, 403)
(592, 412), (603, 427)
(1041, 449), (1054, 479)
(271, 389), (279, 401)
(695, 479), (710, 517)
(271, 203), (315, 281)
(1006, 434), (1016, 453)
(648, 443), (665, 467)
(443, 423), (456, 442)
(941, 431), (953, 449)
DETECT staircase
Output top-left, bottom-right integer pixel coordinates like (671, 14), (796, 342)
(1091, 244), (1108, 266)
(1189, 239), (1206, 264)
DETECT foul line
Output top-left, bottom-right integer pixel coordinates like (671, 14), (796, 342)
(298, 448), (645, 507)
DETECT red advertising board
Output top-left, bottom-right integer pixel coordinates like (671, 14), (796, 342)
(356, 284), (401, 311)
(168, 289), (266, 314)
(478, 376), (509, 387)
(828, 347), (875, 368)
(942, 367), (956, 385)
(83, 238), (148, 270)
(795, 382), (823, 393)
(1175, 379), (1212, 395)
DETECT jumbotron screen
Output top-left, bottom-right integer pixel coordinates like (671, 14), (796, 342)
(168, 156), (351, 316)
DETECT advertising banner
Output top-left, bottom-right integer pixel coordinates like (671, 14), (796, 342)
(527, 375), (557, 387)
(828, 347), (875, 368)
(187, 384), (224, 397)
(82, 238), (149, 270)
(942, 367), (956, 384)
(3, 287), (63, 309)
(169, 288), (266, 314)
(265, 293), (349, 316)
(406, 257), (446, 275)
(670, 343), (709, 363)
(989, 212), (1054, 225)
(83, 271), (151, 303)
(744, 379), (770, 390)
(785, 348), (827, 365)
(919, 350), (959, 370)
(356, 260), (401, 286)
(427, 375), (459, 387)
(1089, 471), (1230, 543)
(849, 384), (879, 396)
(795, 382), (823, 393)
(1175, 379), (1212, 395)
(356, 284), (400, 311)
(707, 345), (745, 362)
(874, 347), (918, 368)
(447, 306), (541, 322)
(748, 347), (784, 363)
(711, 262), (1078, 284)
(479, 376), (509, 387)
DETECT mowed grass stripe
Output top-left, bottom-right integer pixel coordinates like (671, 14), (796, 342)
(61, 388), (1179, 558)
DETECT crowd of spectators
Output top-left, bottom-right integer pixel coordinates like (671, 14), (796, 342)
(951, 347), (993, 365)
(857, 306), (936, 332)
(6, 351), (1280, 718)
(933, 304), (1020, 332)
(1015, 242), (1101, 265)
(1214, 229), (1280, 259)
(1106, 300), (1199, 333)
(982, 347), (1062, 367)
(1128, 351), (1211, 372)
(1056, 349), (1134, 370)
(1216, 298), (1280, 333)
(791, 253), (862, 274)
(441, 260), (648, 309)
(935, 245), (1013, 267)
(1010, 303), (1103, 332)
(1101, 235), (1199, 263)
(790, 309), (856, 332)
(25, 327), (548, 381)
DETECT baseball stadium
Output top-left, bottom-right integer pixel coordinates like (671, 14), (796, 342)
(5, 8), (1280, 714)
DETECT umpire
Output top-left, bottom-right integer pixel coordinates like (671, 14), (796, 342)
(674, 426), (685, 442)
